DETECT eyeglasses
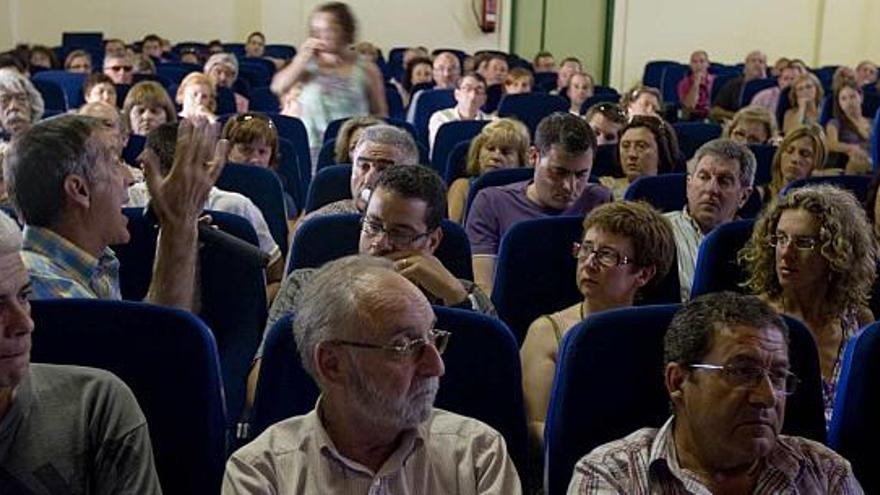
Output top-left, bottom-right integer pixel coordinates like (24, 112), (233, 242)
(106, 65), (134, 73)
(689, 363), (800, 395)
(572, 241), (631, 268)
(767, 233), (819, 251)
(331, 329), (451, 360)
(360, 217), (432, 247)
(0, 93), (29, 107)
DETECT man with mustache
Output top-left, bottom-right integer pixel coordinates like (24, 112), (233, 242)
(664, 138), (754, 300)
(466, 112), (611, 293)
(0, 69), (43, 139)
(225, 255), (520, 493)
(568, 292), (862, 493)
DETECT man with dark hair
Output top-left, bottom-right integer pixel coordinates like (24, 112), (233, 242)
(568, 292), (862, 494)
(533, 51), (556, 73)
(466, 112), (611, 293)
(427, 72), (491, 149)
(141, 34), (164, 61)
(245, 31), (266, 58)
(710, 50), (768, 123)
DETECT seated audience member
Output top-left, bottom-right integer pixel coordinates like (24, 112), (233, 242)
(129, 122), (283, 283)
(466, 112), (612, 293)
(353, 41), (380, 63)
(400, 56), (433, 107)
(568, 291), (863, 493)
(665, 139), (756, 299)
(104, 38), (127, 58)
(751, 61), (801, 116)
(0, 51), (28, 75)
(622, 85), (663, 119)
(427, 72), (490, 150)
(553, 57), (583, 94)
(856, 60), (877, 87)
(132, 54), (156, 76)
(677, 50), (714, 121)
(82, 73), (118, 107)
(724, 105), (778, 145)
(0, 70), (44, 138)
(28, 45), (57, 70)
(448, 118), (530, 223)
(222, 112), (297, 218)
(402, 47), (430, 69)
(566, 72), (594, 116)
(293, 124), (419, 236)
(102, 52), (134, 85)
(205, 53), (249, 113)
(179, 48), (201, 66)
(478, 53), (509, 87)
(584, 102), (627, 146)
(503, 67), (534, 95)
(533, 51), (556, 73)
(770, 56), (791, 78)
(521, 201), (675, 448)
(782, 73), (823, 135)
(77, 101), (141, 182)
(245, 31), (266, 58)
(207, 40), (224, 55)
(431, 51), (462, 90)
(826, 82), (872, 174)
(4, 114), (226, 310)
(740, 185), (876, 423)
(63, 49), (92, 74)
(710, 50), (767, 123)
(0, 211), (162, 493)
(176, 72), (217, 122)
(599, 116), (680, 200)
(760, 124), (826, 199)
(122, 81), (177, 137)
(832, 66), (857, 93)
(333, 115), (382, 164)
(228, 255), (519, 493)
(140, 34), (165, 62)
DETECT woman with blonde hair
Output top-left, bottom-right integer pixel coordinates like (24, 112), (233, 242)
(333, 115), (383, 164)
(740, 184), (876, 422)
(122, 81), (177, 137)
(447, 118), (530, 223)
(723, 105), (778, 145)
(176, 72), (217, 122)
(760, 124), (826, 199)
(782, 72), (823, 134)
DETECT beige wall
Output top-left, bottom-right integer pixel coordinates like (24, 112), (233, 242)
(609, 0), (880, 91)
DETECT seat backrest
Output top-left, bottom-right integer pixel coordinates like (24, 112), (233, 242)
(463, 167), (535, 225)
(748, 143), (775, 186)
(316, 138), (338, 170)
(265, 44), (296, 60)
(265, 112), (312, 185)
(642, 60), (677, 89)
(710, 73), (739, 104)
(32, 70), (86, 108)
(482, 83), (504, 114)
(30, 299), (227, 495)
(829, 322), (880, 494)
(32, 78), (68, 112)
(591, 143), (621, 178)
(544, 304), (826, 495)
(781, 175), (872, 204)
(215, 163), (290, 258)
(432, 120), (489, 176)
(287, 213), (473, 280)
(303, 164), (351, 213)
(579, 93), (621, 114)
(873, 107), (880, 172)
(276, 137), (306, 212)
(252, 306), (528, 478)
(623, 173), (687, 212)
(215, 86), (237, 115)
(534, 72), (557, 92)
(740, 77), (778, 107)
(412, 89), (456, 145)
(385, 82), (405, 120)
(672, 122), (722, 159)
(689, 219), (755, 299)
(155, 63), (197, 84)
(497, 93), (569, 139)
(443, 140), (473, 184)
(660, 63), (688, 104)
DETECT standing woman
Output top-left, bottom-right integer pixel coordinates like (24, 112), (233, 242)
(271, 2), (387, 170)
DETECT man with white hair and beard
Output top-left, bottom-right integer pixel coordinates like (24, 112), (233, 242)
(0, 69), (44, 139)
(224, 255), (521, 494)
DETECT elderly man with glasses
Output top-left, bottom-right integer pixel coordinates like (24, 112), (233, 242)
(568, 292), (862, 494)
(225, 254), (520, 493)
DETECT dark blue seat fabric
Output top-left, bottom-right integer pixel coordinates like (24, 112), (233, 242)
(689, 219), (755, 299)
(32, 78), (68, 111)
(303, 164), (351, 213)
(385, 83), (405, 120)
(276, 136), (306, 213)
(30, 299), (227, 495)
(252, 306), (528, 479)
(62, 32), (103, 50)
(482, 83), (504, 114)
(411, 89), (456, 145)
(32, 70), (86, 108)
(776, 86), (793, 130)
(534, 72), (558, 92)
(432, 120), (489, 176)
(216, 163), (290, 258)
(443, 140), (472, 184)
(740, 77), (777, 107)
(286, 213), (473, 281)
(660, 63), (688, 104)
(579, 94), (621, 114)
(463, 167), (534, 225)
(497, 93), (569, 139)
(323, 116), (418, 145)
(122, 135), (146, 166)
(624, 173), (762, 218)
(544, 304), (826, 495)
(748, 143), (776, 186)
(155, 63), (198, 84)
(873, 107), (880, 171)
(781, 175), (871, 203)
(132, 73), (174, 90)
(672, 122), (722, 159)
(591, 143), (621, 178)
(642, 60), (677, 89)
(829, 322), (880, 494)
(238, 59), (273, 88)
(316, 138), (339, 170)
(265, 44), (296, 60)
(223, 43), (246, 57)
(216, 86), (237, 115)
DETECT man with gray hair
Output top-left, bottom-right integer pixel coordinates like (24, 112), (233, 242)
(102, 52), (134, 85)
(0, 210), (162, 493)
(291, 123), (420, 240)
(0, 69), (44, 138)
(4, 114), (228, 310)
(204, 53), (249, 112)
(225, 254), (520, 493)
(664, 138), (756, 300)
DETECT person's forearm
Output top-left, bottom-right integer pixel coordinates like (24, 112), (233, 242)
(147, 222), (199, 311)
(271, 54), (310, 96)
(682, 82), (699, 110)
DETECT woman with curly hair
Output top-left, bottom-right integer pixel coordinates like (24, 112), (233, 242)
(739, 184), (877, 422)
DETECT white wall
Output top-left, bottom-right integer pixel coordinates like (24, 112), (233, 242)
(609, 0), (880, 91)
(4, 0), (510, 56)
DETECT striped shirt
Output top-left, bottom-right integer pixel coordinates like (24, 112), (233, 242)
(21, 226), (121, 300)
(664, 207), (705, 301)
(568, 417), (863, 494)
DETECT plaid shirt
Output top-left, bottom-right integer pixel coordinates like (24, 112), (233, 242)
(568, 417), (863, 494)
(21, 226), (121, 300)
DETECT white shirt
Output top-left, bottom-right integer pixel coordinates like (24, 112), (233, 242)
(427, 107), (490, 152)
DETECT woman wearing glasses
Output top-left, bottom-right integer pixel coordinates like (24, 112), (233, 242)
(520, 201), (675, 451)
(740, 184), (877, 423)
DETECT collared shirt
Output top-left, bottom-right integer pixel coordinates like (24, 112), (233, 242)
(428, 107), (491, 151)
(664, 207), (705, 301)
(223, 406), (522, 495)
(568, 417), (863, 494)
(21, 226), (121, 300)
